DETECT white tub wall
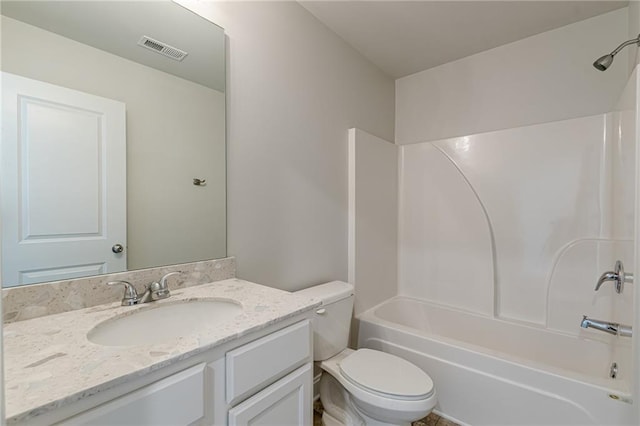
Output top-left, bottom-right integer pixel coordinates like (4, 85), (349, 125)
(398, 142), (494, 317)
(396, 7), (629, 145)
(610, 92), (635, 332)
(547, 240), (633, 337)
(437, 115), (609, 325)
(398, 113), (634, 331)
(347, 128), (398, 317)
(542, 116), (633, 338)
(619, 66), (640, 422)
(612, 108), (637, 242)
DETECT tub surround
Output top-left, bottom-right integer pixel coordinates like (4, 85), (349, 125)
(3, 278), (320, 423)
(2, 257), (236, 323)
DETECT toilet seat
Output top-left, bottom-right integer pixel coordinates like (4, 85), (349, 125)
(339, 349), (434, 401)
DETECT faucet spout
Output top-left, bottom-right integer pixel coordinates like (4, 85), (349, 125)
(580, 315), (632, 337)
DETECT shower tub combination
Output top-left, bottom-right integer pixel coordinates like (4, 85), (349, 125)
(357, 296), (634, 425)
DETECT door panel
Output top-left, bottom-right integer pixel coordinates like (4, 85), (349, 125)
(23, 98), (102, 238)
(19, 263), (106, 286)
(1, 72), (126, 286)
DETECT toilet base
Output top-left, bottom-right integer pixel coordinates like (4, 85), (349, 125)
(322, 410), (410, 426)
(322, 410), (349, 426)
(320, 372), (414, 426)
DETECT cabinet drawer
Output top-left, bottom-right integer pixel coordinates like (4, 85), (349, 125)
(226, 320), (311, 404)
(228, 363), (312, 426)
(58, 364), (205, 426)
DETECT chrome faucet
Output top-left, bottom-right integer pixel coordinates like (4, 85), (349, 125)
(595, 260), (633, 293)
(580, 315), (632, 337)
(138, 271), (181, 303)
(107, 280), (139, 306)
(108, 272), (182, 306)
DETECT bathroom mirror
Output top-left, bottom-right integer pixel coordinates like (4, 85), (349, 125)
(0, 1), (226, 287)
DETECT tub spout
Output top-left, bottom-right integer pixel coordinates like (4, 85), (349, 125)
(580, 315), (632, 337)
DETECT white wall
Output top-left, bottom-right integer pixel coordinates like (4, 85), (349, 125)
(1, 16), (227, 271)
(1, 11), (5, 421)
(178, 1), (395, 291)
(348, 129), (397, 316)
(396, 8), (629, 144)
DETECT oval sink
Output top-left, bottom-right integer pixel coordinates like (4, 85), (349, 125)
(87, 300), (243, 346)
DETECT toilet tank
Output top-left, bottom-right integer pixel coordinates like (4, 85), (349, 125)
(295, 281), (354, 361)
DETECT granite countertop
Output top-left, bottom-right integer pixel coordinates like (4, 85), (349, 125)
(3, 279), (320, 423)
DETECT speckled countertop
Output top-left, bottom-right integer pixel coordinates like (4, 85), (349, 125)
(3, 279), (320, 424)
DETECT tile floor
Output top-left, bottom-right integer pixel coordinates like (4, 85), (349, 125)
(413, 412), (460, 426)
(313, 401), (460, 426)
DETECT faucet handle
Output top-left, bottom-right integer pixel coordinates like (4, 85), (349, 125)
(595, 260), (633, 293)
(160, 271), (182, 286)
(107, 280), (139, 306)
(617, 260), (634, 284)
(148, 271), (182, 300)
(595, 272), (618, 291)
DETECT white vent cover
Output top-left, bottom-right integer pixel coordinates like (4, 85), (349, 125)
(137, 36), (188, 61)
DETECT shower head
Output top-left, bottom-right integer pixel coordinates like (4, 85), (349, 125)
(593, 54), (614, 71)
(593, 34), (640, 71)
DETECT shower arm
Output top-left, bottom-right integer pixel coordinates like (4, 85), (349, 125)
(609, 35), (640, 57)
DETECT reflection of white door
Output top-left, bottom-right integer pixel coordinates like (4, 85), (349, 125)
(1, 72), (126, 287)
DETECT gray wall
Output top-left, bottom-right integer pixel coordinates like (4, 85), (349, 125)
(396, 8), (629, 144)
(184, 1), (396, 291)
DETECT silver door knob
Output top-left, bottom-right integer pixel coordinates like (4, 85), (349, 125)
(112, 244), (124, 254)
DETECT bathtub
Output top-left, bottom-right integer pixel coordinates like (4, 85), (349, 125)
(357, 296), (635, 425)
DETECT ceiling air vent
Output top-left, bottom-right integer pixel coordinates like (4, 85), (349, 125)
(137, 36), (188, 61)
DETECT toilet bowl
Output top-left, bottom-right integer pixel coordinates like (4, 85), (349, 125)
(295, 281), (437, 426)
(320, 348), (436, 425)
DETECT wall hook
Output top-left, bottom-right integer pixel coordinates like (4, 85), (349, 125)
(193, 178), (206, 186)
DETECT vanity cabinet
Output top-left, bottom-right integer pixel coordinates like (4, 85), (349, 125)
(228, 364), (311, 425)
(58, 364), (207, 425)
(51, 319), (312, 426)
(226, 320), (311, 405)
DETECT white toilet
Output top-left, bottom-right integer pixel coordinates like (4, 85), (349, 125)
(296, 281), (436, 426)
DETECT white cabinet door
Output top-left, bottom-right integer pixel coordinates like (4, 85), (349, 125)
(1, 72), (126, 286)
(228, 364), (312, 426)
(58, 364), (205, 426)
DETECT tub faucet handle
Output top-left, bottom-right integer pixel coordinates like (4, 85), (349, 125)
(595, 260), (633, 293)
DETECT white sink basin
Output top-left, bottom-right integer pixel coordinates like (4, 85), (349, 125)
(87, 300), (243, 346)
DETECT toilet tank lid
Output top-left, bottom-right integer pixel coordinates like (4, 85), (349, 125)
(295, 281), (354, 305)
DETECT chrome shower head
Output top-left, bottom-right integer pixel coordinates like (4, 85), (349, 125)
(593, 54), (614, 71)
(593, 34), (640, 71)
